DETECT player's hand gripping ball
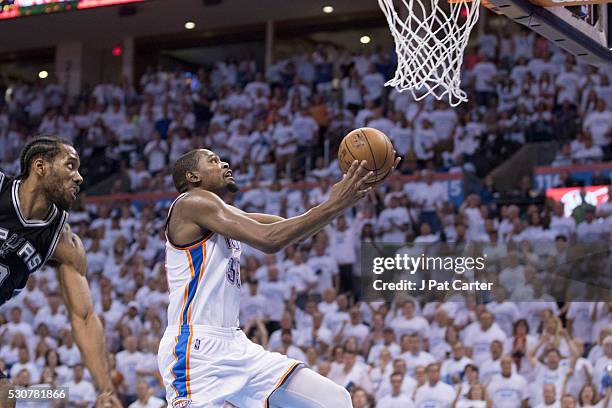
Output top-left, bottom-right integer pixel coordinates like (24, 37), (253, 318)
(338, 127), (396, 186)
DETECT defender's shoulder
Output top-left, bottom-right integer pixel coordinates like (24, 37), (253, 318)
(52, 224), (86, 272)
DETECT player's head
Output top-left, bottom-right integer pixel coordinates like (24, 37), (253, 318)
(172, 149), (237, 194)
(19, 136), (82, 211)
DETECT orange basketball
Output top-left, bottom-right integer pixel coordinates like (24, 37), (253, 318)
(338, 127), (395, 185)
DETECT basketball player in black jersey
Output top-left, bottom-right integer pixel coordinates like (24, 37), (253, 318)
(0, 137), (119, 407)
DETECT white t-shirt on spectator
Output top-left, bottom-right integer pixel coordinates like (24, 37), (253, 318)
(362, 72), (386, 101)
(472, 62), (498, 92)
(306, 254), (338, 295)
(116, 350), (144, 395)
(377, 375), (417, 401)
(239, 290), (267, 323)
(257, 280), (290, 322)
(488, 373), (529, 408)
(376, 393), (415, 408)
(58, 343), (81, 367)
(400, 351), (436, 376)
(566, 303), (595, 344)
(128, 397), (166, 408)
(463, 324), (506, 365)
(62, 379), (96, 406)
(414, 381), (456, 408)
(391, 315), (430, 339)
(9, 362), (39, 382)
(583, 110), (612, 146)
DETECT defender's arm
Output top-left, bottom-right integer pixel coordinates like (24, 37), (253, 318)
(52, 225), (119, 404)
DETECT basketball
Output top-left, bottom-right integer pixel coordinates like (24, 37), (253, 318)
(338, 127), (395, 185)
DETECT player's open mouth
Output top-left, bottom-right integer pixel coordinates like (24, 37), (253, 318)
(225, 171), (233, 179)
(70, 186), (79, 198)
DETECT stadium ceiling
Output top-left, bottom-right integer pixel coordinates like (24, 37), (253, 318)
(0, 0), (380, 53)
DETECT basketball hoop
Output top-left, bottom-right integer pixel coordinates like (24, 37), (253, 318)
(379, 0), (481, 106)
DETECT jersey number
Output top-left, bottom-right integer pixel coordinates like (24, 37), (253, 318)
(226, 256), (241, 288)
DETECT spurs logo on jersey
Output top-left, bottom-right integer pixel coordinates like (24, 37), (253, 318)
(0, 172), (67, 304)
(0, 233), (25, 258)
(164, 193), (242, 328)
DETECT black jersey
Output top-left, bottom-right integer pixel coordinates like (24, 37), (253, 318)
(0, 172), (67, 305)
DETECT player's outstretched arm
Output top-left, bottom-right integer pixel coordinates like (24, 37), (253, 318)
(181, 160), (374, 253)
(228, 205), (285, 224)
(52, 225), (120, 407)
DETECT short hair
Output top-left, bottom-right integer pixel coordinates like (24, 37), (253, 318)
(172, 150), (202, 193)
(19, 136), (72, 179)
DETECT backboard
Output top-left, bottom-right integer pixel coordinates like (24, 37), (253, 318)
(486, 0), (612, 65)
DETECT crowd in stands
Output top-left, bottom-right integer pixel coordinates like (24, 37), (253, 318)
(0, 19), (611, 408)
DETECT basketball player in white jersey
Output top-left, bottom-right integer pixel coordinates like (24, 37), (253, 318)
(158, 148), (398, 408)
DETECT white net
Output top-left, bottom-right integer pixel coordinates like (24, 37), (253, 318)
(379, 0), (481, 106)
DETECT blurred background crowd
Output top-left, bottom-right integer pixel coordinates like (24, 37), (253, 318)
(0, 13), (611, 408)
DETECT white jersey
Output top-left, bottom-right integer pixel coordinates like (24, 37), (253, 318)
(165, 194), (242, 328)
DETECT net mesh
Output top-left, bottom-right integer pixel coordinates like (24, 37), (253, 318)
(379, 0), (481, 106)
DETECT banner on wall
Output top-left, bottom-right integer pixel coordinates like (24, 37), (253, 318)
(546, 185), (610, 217)
(534, 163), (612, 191)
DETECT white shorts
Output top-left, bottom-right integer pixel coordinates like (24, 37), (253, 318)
(158, 325), (302, 408)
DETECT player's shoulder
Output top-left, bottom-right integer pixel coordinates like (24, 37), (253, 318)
(174, 189), (224, 213)
(51, 224), (86, 270)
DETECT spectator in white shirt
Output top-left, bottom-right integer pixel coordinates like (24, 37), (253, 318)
(143, 132), (168, 174)
(3, 307), (34, 339)
(480, 340), (507, 384)
(376, 372), (415, 408)
(488, 355), (529, 408)
(527, 340), (577, 406)
(376, 358), (418, 401)
(275, 329), (307, 362)
(116, 336), (144, 404)
(62, 364), (96, 408)
(379, 196), (410, 243)
(399, 334), (435, 376)
(334, 306), (370, 348)
(329, 215), (357, 294)
(535, 384), (561, 408)
(593, 336), (612, 395)
(9, 347), (39, 381)
(128, 380), (165, 408)
(572, 136), (604, 163)
(471, 55), (499, 105)
(441, 342), (473, 385)
(455, 383), (490, 408)
(583, 100), (612, 147)
(576, 209), (604, 243)
(414, 363), (456, 408)
(329, 349), (373, 394)
(57, 330), (81, 367)
(464, 311), (507, 366)
(240, 280), (267, 324)
(391, 300), (430, 340)
(362, 65), (386, 102)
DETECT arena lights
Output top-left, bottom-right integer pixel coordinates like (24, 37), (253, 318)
(322, 5), (334, 13)
(184, 21), (196, 30)
(38, 70), (49, 79)
(360, 35), (371, 44)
